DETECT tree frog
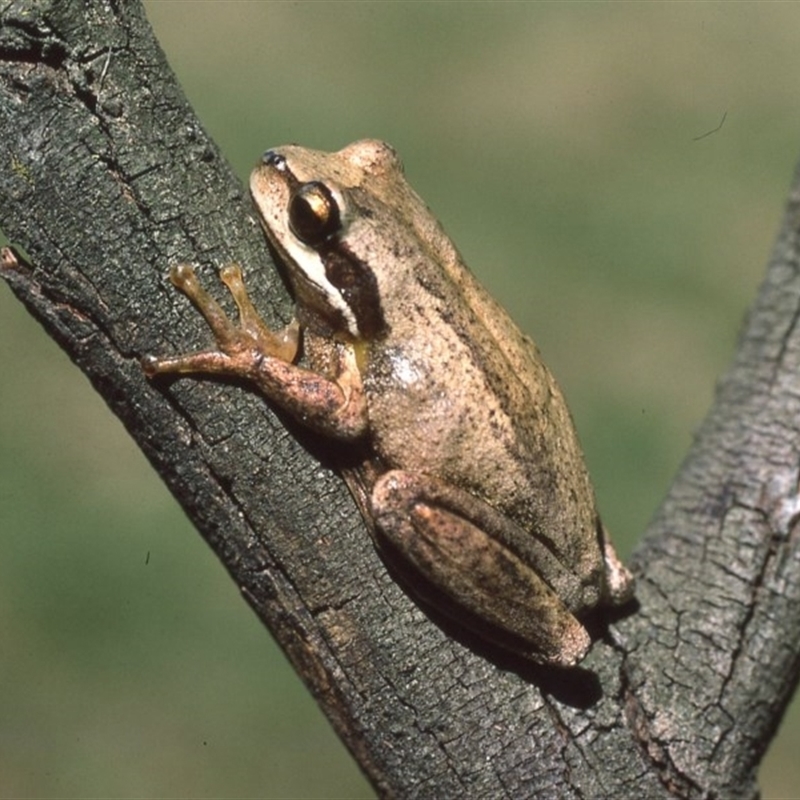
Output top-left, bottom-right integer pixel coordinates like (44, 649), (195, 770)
(143, 139), (634, 667)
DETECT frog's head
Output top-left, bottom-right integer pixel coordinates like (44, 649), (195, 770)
(251, 139), (437, 343)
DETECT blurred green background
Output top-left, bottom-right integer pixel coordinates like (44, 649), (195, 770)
(1, 2), (799, 797)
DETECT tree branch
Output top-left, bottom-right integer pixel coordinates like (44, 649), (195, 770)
(1, 2), (797, 797)
(618, 165), (800, 796)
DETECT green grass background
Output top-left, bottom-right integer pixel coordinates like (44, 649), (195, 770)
(1, 2), (799, 797)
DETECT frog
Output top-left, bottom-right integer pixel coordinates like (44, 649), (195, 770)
(143, 139), (634, 667)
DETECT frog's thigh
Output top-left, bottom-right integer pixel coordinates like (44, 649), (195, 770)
(371, 470), (591, 666)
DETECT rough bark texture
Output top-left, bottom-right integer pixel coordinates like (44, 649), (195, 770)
(0, 3), (797, 798)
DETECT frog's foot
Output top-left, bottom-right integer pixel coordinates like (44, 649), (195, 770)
(142, 263), (299, 379)
(601, 537), (635, 606)
(371, 470), (592, 667)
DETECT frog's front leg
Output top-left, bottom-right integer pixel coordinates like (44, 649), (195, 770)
(143, 264), (367, 439)
(371, 471), (595, 666)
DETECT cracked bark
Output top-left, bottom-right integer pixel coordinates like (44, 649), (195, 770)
(1, 2), (798, 798)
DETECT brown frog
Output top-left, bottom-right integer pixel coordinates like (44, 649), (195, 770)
(143, 139), (634, 666)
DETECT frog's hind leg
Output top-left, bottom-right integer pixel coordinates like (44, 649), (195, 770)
(371, 470), (592, 667)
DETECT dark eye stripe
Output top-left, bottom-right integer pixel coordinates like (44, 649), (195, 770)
(319, 242), (386, 340)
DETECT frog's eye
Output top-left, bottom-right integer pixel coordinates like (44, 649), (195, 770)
(288, 181), (342, 246)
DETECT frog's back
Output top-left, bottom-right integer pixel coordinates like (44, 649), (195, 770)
(364, 251), (604, 586)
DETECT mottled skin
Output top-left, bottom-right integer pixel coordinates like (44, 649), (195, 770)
(144, 140), (634, 666)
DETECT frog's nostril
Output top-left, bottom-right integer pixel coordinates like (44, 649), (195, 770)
(262, 150), (287, 171)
